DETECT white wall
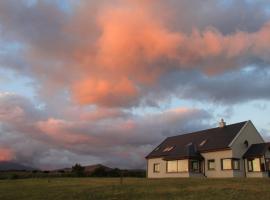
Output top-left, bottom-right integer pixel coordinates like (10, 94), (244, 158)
(231, 121), (264, 158)
(201, 150), (234, 178)
(147, 158), (204, 178)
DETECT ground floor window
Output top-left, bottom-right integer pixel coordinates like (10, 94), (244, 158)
(247, 158), (261, 172)
(167, 160), (189, 173)
(221, 158), (240, 170)
(153, 163), (160, 173)
(190, 160), (200, 172)
(208, 159), (215, 170)
(167, 160), (178, 172)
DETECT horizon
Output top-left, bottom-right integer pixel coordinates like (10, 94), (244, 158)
(0, 0), (270, 170)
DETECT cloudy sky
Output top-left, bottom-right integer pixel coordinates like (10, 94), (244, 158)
(0, 0), (270, 169)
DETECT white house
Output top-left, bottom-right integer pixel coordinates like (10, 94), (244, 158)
(146, 120), (270, 178)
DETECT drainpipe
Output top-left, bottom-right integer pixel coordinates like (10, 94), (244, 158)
(243, 158), (247, 178)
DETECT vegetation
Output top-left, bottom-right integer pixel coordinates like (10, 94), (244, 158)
(0, 178), (270, 200)
(0, 165), (146, 180)
(71, 164), (85, 177)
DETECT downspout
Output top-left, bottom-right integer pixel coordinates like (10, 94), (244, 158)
(203, 159), (207, 177)
(243, 158), (247, 178)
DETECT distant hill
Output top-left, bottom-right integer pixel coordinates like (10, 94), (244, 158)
(84, 164), (112, 173)
(0, 161), (35, 171)
(54, 164), (112, 173)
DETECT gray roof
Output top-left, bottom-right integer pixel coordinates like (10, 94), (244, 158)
(243, 143), (270, 158)
(146, 121), (247, 159)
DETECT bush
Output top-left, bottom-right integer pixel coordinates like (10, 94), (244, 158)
(72, 164), (85, 177)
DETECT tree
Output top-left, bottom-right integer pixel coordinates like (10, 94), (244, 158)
(91, 166), (108, 177)
(71, 163), (85, 177)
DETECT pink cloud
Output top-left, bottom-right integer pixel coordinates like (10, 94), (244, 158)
(0, 147), (14, 161)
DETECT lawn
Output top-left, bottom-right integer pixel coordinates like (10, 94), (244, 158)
(0, 178), (270, 200)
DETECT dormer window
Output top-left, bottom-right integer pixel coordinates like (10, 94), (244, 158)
(163, 146), (174, 152)
(244, 140), (249, 147)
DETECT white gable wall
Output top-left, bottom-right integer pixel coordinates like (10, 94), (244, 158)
(230, 121), (264, 157)
(230, 121), (265, 177)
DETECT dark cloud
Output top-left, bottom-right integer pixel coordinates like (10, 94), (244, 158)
(0, 93), (211, 169)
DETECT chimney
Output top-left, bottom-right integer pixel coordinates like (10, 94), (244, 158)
(219, 118), (226, 128)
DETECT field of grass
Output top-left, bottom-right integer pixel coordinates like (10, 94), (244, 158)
(0, 178), (270, 200)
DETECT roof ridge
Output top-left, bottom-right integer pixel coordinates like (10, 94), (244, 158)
(167, 121), (248, 139)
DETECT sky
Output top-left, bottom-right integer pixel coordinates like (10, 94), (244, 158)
(0, 0), (270, 170)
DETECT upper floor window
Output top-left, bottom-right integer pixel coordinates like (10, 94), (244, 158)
(244, 140), (249, 148)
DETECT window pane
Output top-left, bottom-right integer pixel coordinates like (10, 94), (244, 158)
(154, 163), (160, 172)
(178, 160), (188, 172)
(252, 158), (261, 171)
(233, 160), (240, 170)
(222, 159), (232, 170)
(191, 160), (199, 172)
(248, 160), (253, 171)
(208, 160), (215, 170)
(167, 161), (178, 172)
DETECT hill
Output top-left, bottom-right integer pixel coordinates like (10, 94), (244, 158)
(0, 161), (35, 171)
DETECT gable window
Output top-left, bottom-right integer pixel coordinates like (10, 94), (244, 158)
(221, 158), (240, 170)
(208, 159), (215, 170)
(244, 140), (249, 148)
(248, 158), (261, 172)
(153, 163), (160, 173)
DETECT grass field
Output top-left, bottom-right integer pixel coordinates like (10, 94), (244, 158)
(0, 178), (270, 200)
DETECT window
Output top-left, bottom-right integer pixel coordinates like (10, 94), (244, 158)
(248, 158), (261, 172)
(232, 159), (240, 170)
(248, 160), (253, 171)
(167, 160), (189, 173)
(153, 163), (160, 173)
(178, 160), (189, 172)
(163, 146), (174, 152)
(154, 146), (160, 151)
(244, 140), (249, 148)
(222, 159), (232, 170)
(190, 160), (200, 172)
(208, 159), (215, 170)
(221, 158), (240, 170)
(199, 139), (207, 147)
(167, 160), (178, 172)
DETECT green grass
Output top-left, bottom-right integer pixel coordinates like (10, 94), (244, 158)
(0, 178), (270, 200)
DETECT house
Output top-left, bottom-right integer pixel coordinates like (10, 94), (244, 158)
(146, 120), (270, 178)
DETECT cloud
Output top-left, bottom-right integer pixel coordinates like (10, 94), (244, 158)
(0, 147), (14, 161)
(0, 0), (270, 169)
(0, 93), (211, 169)
(0, 0), (270, 108)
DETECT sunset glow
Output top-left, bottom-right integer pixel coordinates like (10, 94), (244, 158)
(0, 0), (270, 169)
